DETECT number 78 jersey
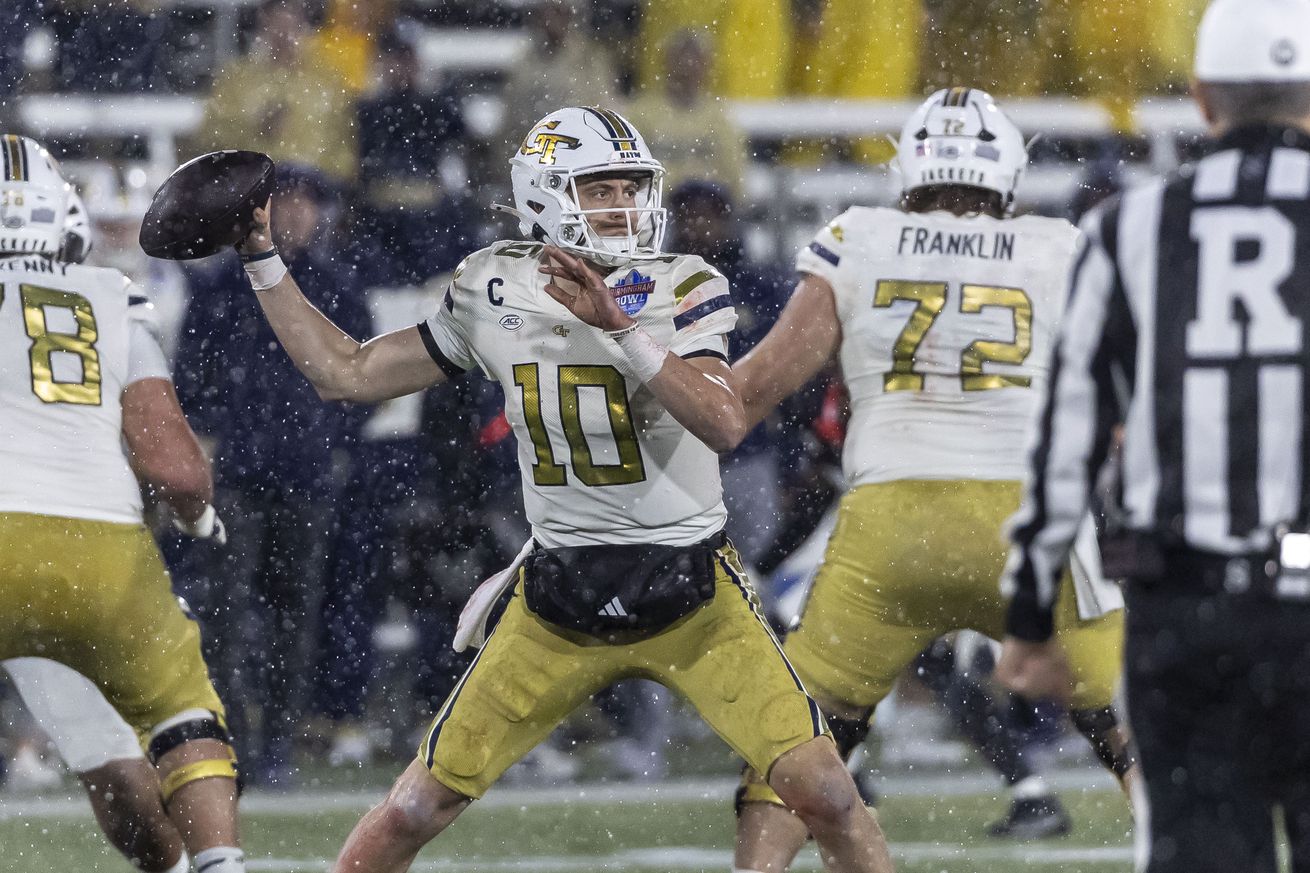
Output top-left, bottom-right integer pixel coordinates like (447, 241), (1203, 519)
(798, 206), (1081, 486)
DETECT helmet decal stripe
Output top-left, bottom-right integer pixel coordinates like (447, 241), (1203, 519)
(1, 137), (9, 181)
(584, 107), (620, 138)
(583, 107), (636, 152)
(3, 135), (22, 182)
(599, 108), (638, 149)
(944, 86), (971, 108)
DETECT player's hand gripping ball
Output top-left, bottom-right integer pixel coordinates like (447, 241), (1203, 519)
(139, 150), (275, 260)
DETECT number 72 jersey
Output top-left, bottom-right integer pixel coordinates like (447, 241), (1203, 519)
(0, 256), (154, 524)
(798, 206), (1081, 486)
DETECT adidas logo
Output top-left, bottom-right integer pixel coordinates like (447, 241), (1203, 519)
(598, 596), (628, 618)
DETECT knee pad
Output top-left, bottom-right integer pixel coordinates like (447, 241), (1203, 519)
(147, 710), (242, 803)
(1070, 706), (1137, 778)
(735, 765), (788, 815)
(733, 705), (873, 817)
(827, 709), (875, 761)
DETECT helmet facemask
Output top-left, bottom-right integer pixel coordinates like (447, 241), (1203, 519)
(555, 168), (667, 264)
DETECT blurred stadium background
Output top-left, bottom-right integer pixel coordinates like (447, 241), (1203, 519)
(0, 0), (1210, 870)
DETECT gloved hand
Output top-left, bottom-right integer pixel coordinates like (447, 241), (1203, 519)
(172, 504), (228, 546)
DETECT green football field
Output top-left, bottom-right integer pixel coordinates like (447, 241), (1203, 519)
(0, 770), (1135, 873)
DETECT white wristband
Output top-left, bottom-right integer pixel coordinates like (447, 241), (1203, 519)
(608, 324), (668, 383)
(242, 251), (287, 291)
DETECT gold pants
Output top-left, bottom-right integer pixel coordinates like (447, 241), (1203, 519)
(0, 512), (225, 744)
(420, 542), (825, 798)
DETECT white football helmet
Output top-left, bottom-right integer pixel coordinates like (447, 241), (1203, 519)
(502, 106), (666, 265)
(896, 88), (1027, 211)
(0, 135), (73, 256)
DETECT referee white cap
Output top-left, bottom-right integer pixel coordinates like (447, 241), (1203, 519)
(1195, 0), (1310, 82)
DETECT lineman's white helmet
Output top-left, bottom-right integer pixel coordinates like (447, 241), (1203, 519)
(0, 135), (73, 256)
(502, 106), (666, 265)
(896, 88), (1027, 211)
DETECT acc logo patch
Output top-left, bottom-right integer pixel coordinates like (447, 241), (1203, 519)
(611, 269), (655, 316)
(499, 314), (524, 331)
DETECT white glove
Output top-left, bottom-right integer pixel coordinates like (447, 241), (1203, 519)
(172, 504), (228, 546)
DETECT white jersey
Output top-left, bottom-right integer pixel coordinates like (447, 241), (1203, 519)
(797, 207), (1081, 487)
(422, 242), (736, 548)
(0, 255), (169, 524)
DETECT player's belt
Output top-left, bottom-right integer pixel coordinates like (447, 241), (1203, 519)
(1124, 534), (1310, 603)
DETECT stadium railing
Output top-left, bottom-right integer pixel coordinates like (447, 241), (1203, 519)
(19, 93), (1207, 256)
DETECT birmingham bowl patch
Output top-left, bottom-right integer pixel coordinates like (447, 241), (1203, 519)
(612, 269), (655, 316)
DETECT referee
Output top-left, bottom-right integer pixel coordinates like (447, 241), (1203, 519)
(995, 1), (1310, 870)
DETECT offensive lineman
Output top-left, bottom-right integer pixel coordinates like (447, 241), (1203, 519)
(233, 106), (893, 873)
(0, 190), (217, 873)
(726, 90), (1136, 872)
(0, 135), (245, 873)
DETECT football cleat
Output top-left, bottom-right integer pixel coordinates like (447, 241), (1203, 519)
(498, 106), (667, 266)
(986, 794), (1073, 840)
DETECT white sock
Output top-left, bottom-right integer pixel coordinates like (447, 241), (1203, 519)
(1012, 774), (1051, 801)
(158, 851), (190, 873)
(193, 846), (245, 873)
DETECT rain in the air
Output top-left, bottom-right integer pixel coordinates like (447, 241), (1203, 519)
(2, 1), (1309, 872)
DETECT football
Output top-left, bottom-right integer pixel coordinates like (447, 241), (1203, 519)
(139, 150), (275, 260)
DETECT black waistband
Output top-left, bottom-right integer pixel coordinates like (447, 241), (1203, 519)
(1122, 534), (1308, 602)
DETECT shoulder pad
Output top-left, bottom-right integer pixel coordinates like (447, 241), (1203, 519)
(63, 262), (134, 294)
(666, 254), (726, 304)
(488, 241), (545, 262)
(449, 244), (511, 291)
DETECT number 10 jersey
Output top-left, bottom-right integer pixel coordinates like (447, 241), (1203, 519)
(797, 206), (1081, 486)
(421, 242), (737, 548)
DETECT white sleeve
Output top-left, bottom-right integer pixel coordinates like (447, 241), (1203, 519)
(126, 292), (171, 384)
(669, 266), (736, 360)
(795, 215), (848, 285)
(418, 285), (476, 377)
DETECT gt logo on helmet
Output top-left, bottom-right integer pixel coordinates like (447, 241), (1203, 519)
(520, 121), (582, 166)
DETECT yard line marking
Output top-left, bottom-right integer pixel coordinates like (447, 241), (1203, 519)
(0, 767), (1116, 821)
(241, 843), (1135, 872)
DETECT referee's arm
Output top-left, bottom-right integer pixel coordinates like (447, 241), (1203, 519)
(1002, 205), (1138, 643)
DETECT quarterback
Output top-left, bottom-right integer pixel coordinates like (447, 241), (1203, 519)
(0, 136), (244, 873)
(727, 90), (1136, 872)
(234, 106), (893, 873)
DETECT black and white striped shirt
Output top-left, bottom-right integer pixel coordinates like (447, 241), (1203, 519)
(1005, 124), (1310, 641)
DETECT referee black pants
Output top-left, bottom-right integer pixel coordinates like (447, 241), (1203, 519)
(1126, 584), (1310, 873)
